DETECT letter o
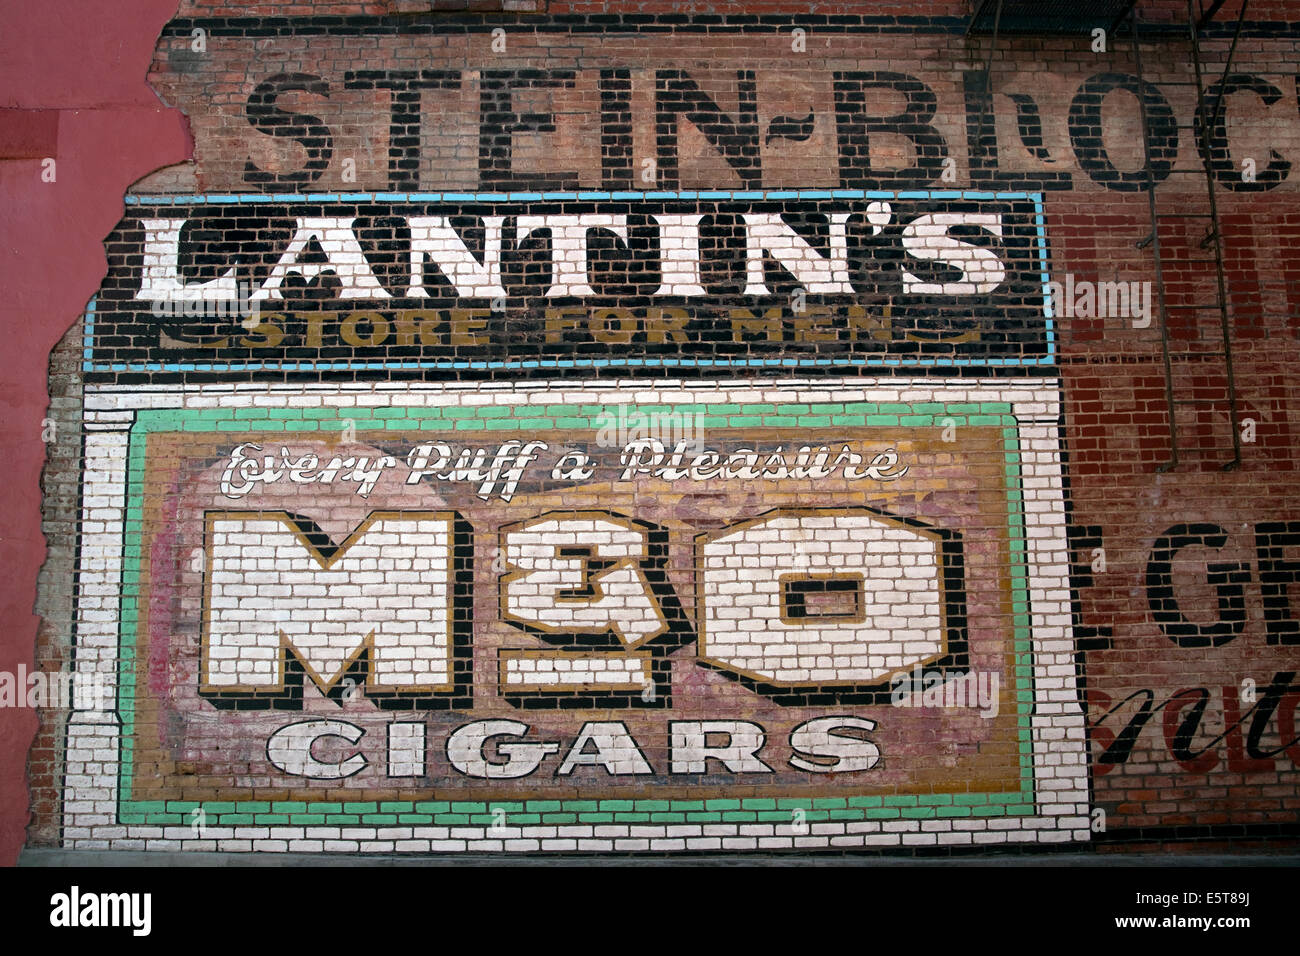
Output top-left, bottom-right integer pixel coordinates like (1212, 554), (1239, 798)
(340, 311), (391, 347)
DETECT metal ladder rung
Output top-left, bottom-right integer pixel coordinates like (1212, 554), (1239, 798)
(1158, 238), (1219, 251)
(1152, 228), (1219, 244)
(1136, 242), (1219, 258)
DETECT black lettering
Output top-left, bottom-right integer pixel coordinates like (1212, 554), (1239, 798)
(1095, 689), (1159, 765)
(1255, 521), (1300, 644)
(1164, 688), (1217, 766)
(655, 70), (761, 189)
(599, 69), (634, 189)
(1246, 672), (1300, 759)
(243, 73), (334, 189)
(478, 70), (580, 191)
(1068, 73), (1177, 192)
(834, 71), (947, 189)
(1197, 73), (1292, 191)
(1145, 522), (1249, 647)
(962, 71), (1073, 191)
(1067, 523), (1113, 652)
(344, 70), (461, 190)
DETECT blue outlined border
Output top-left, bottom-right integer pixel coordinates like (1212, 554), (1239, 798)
(84, 189), (1056, 374)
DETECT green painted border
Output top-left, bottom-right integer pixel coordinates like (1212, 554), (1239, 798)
(114, 400), (1038, 827)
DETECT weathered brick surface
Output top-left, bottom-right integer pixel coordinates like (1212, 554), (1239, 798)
(25, 2), (1300, 854)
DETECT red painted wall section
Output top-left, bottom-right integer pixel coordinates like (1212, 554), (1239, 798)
(0, 1), (190, 865)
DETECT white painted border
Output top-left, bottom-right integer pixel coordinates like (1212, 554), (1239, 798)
(63, 377), (1089, 851)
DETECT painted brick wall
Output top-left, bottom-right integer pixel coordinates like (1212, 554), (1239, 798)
(23, 1), (1300, 854)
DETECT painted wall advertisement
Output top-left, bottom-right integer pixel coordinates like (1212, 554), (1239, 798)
(59, 20), (1092, 852)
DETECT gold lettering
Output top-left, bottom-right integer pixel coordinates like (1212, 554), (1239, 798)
(393, 309), (446, 347)
(790, 305), (838, 343)
(646, 307), (689, 344)
(340, 311), (391, 348)
(449, 308), (490, 347)
(545, 307), (587, 344)
(238, 314), (286, 349)
(302, 311), (329, 349)
(591, 308), (636, 345)
(729, 307), (784, 343)
(847, 304), (894, 342)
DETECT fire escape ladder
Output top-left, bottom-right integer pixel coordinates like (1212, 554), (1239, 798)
(1132, 0), (1246, 472)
